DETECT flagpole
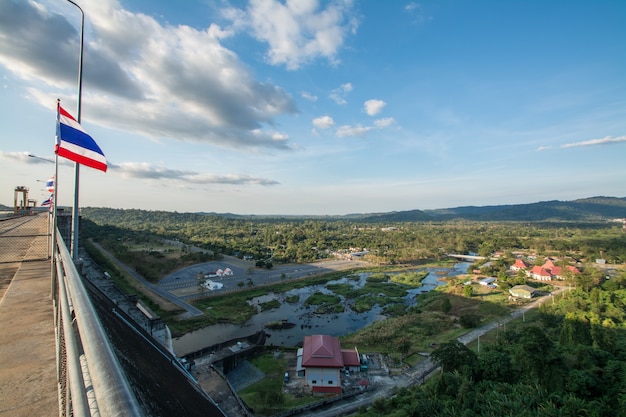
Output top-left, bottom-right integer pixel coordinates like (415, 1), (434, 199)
(66, 0), (84, 261)
(52, 101), (60, 298)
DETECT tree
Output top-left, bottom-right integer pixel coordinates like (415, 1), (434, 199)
(440, 297), (452, 314)
(513, 326), (563, 389)
(431, 340), (477, 375)
(478, 347), (514, 383)
(559, 316), (592, 347)
(463, 284), (473, 298)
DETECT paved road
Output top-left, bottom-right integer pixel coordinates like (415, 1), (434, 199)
(91, 241), (367, 316)
(158, 255), (369, 304)
(90, 241), (205, 317)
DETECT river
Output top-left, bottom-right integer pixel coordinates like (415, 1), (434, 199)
(173, 262), (471, 356)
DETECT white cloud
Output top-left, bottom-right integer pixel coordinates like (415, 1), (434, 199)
(405, 3), (420, 12)
(329, 82), (353, 105)
(334, 116), (395, 138)
(0, 0), (298, 151)
(561, 135), (626, 148)
(336, 124), (373, 138)
(374, 117), (395, 128)
(113, 162), (279, 185)
(364, 99), (386, 116)
(225, 0), (359, 70)
(312, 115), (335, 129)
(537, 135), (626, 151)
(301, 91), (318, 101)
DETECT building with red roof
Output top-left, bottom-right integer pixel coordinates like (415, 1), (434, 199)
(511, 259), (528, 271)
(297, 335), (359, 394)
(526, 259), (580, 281)
(528, 265), (553, 281)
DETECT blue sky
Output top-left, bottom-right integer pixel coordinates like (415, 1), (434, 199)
(1, 0), (625, 215)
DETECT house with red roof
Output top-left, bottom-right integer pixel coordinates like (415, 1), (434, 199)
(511, 259), (528, 271)
(526, 259), (580, 281)
(297, 335), (360, 394)
(528, 265), (553, 281)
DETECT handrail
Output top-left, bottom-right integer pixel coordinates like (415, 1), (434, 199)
(54, 228), (143, 416)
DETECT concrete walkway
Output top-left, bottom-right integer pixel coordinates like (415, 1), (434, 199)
(0, 225), (57, 416)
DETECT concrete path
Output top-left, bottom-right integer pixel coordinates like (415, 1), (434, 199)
(0, 217), (57, 417)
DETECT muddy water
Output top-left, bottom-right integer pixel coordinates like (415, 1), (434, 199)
(173, 263), (471, 356)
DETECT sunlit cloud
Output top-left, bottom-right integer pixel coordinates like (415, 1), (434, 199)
(223, 0), (359, 70)
(312, 115), (335, 129)
(329, 82), (353, 105)
(537, 135), (626, 151)
(108, 161), (280, 186)
(374, 117), (395, 128)
(336, 124), (373, 138)
(561, 135), (626, 148)
(301, 91), (318, 102)
(364, 99), (386, 116)
(0, 0), (298, 151)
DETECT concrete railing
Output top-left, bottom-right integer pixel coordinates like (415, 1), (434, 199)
(53, 227), (143, 417)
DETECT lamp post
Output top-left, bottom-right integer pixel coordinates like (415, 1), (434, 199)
(65, 0), (84, 261)
(28, 154), (55, 164)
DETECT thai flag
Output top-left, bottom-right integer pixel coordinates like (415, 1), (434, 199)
(56, 103), (107, 172)
(41, 194), (54, 206)
(46, 176), (55, 193)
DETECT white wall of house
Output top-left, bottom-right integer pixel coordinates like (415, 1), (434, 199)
(305, 368), (340, 388)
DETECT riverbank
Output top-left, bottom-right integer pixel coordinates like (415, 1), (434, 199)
(172, 263), (471, 356)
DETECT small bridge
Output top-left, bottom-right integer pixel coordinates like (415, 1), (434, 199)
(446, 253), (488, 261)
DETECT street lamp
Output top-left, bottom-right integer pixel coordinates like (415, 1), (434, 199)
(28, 154), (55, 164)
(65, 0), (85, 261)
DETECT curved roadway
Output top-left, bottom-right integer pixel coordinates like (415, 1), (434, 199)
(90, 241), (205, 317)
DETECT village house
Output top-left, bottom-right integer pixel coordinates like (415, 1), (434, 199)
(296, 335), (360, 394)
(510, 258), (580, 281)
(511, 259), (528, 271)
(509, 285), (537, 299)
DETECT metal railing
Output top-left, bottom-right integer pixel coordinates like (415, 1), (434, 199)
(53, 226), (143, 417)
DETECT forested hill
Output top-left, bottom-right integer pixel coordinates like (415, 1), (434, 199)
(358, 196), (626, 222)
(80, 196), (626, 223)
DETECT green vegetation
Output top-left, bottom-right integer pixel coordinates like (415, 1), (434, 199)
(340, 282), (513, 355)
(389, 270), (428, 286)
(353, 273), (626, 417)
(259, 300), (280, 311)
(285, 295), (299, 303)
(238, 352), (318, 414)
(81, 205), (626, 268)
(78, 207), (626, 416)
(304, 292), (344, 314)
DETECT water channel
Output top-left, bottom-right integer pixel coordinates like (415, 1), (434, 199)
(173, 262), (471, 356)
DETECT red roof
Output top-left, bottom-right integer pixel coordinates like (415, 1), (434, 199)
(302, 335), (344, 368)
(530, 265), (551, 277)
(567, 265), (580, 274)
(341, 349), (360, 367)
(549, 266), (563, 276)
(513, 259), (527, 268)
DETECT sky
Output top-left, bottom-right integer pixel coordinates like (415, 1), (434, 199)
(1, 0), (625, 215)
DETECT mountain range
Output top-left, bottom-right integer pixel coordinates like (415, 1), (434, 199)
(3, 196), (626, 223)
(358, 196), (626, 222)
